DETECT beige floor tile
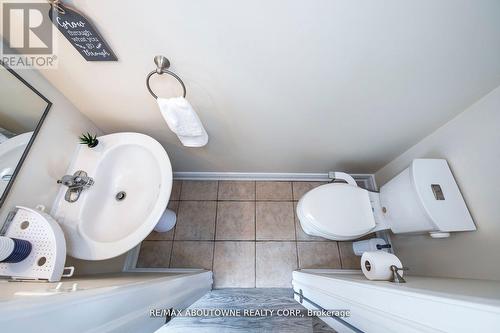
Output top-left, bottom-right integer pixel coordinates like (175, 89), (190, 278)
(136, 241), (172, 268)
(170, 241), (214, 270)
(213, 242), (255, 288)
(256, 181), (292, 201)
(170, 181), (182, 200)
(145, 201), (179, 241)
(293, 202), (329, 241)
(216, 202), (255, 240)
(174, 201), (216, 240)
(256, 242), (297, 287)
(297, 242), (341, 269)
(218, 181), (255, 201)
(338, 241), (361, 269)
(256, 202), (295, 240)
(292, 181), (328, 200)
(180, 181), (218, 200)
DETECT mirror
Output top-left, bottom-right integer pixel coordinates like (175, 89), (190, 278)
(0, 61), (51, 208)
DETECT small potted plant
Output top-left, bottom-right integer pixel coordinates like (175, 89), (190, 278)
(79, 132), (99, 148)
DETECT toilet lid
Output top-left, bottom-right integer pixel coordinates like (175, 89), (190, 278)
(297, 183), (375, 238)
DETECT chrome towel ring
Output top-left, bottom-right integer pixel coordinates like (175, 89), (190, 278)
(146, 55), (187, 99)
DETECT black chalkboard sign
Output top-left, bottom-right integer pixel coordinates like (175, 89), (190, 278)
(48, 4), (117, 61)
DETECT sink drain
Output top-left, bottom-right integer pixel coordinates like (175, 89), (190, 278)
(115, 191), (126, 201)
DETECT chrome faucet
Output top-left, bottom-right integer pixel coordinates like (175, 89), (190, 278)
(57, 170), (94, 203)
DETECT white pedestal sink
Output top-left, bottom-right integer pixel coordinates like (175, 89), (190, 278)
(51, 133), (172, 260)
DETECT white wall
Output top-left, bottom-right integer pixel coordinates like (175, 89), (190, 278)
(375, 85), (500, 281)
(0, 63), (125, 275)
(39, 0), (500, 173)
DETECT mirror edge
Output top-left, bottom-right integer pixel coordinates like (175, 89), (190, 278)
(0, 60), (52, 209)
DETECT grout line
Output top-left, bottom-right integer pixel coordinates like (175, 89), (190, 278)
(295, 241), (300, 270)
(337, 241), (343, 269)
(170, 201), (179, 241)
(162, 183), (182, 268)
(171, 205), (180, 242)
(290, 182), (300, 269)
(168, 185), (182, 267)
(177, 180), (183, 201)
(168, 240), (174, 268)
(178, 198), (219, 201)
(254, 180), (257, 288)
(252, 180), (256, 202)
(212, 181), (219, 273)
(216, 180), (220, 201)
(178, 180), (183, 200)
(171, 182), (183, 242)
(293, 203), (300, 270)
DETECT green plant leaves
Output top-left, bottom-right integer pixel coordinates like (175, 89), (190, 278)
(79, 132), (97, 146)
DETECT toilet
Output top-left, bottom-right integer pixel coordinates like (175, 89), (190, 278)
(296, 159), (476, 240)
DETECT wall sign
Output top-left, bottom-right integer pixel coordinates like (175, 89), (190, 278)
(48, 3), (117, 61)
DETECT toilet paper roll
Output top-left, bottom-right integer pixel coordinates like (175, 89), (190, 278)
(361, 251), (403, 281)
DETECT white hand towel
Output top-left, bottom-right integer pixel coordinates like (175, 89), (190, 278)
(157, 97), (208, 147)
(157, 97), (203, 136)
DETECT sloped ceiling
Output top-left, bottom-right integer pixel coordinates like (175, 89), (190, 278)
(37, 0), (500, 172)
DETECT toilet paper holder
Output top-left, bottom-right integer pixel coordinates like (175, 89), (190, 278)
(390, 265), (409, 283)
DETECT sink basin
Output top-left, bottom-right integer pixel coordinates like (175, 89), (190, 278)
(51, 133), (172, 260)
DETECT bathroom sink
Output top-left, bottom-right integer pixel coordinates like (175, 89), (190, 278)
(52, 133), (172, 260)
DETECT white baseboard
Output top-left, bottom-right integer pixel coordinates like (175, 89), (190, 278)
(173, 172), (377, 191)
(173, 172), (332, 181)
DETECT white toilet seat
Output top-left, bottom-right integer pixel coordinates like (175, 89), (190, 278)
(296, 183), (376, 240)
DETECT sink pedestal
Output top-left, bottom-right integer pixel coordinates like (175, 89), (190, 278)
(154, 209), (177, 233)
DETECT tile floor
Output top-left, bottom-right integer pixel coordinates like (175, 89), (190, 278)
(137, 180), (370, 288)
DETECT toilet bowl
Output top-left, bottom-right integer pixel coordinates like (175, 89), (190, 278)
(296, 159), (476, 240)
